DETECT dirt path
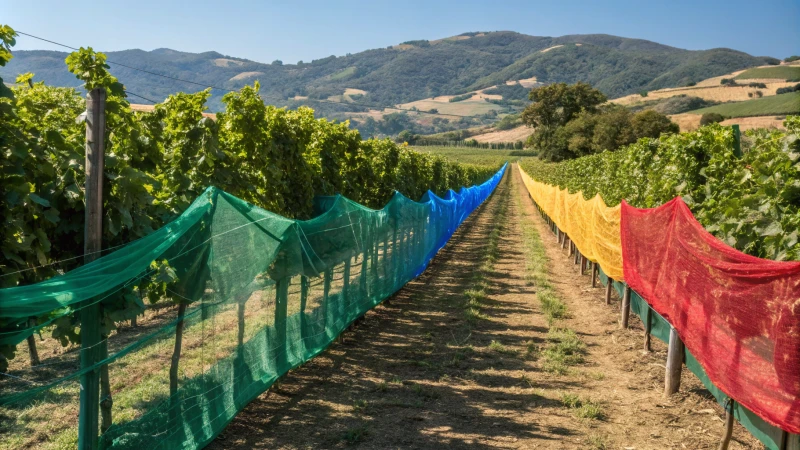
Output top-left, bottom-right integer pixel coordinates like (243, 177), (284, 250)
(210, 166), (761, 449)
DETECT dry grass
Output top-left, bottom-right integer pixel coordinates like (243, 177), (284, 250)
(229, 71), (264, 81)
(397, 97), (503, 116)
(669, 113), (787, 132)
(540, 45), (564, 53)
(471, 125), (532, 143)
(130, 104), (216, 119)
(612, 82), (796, 105)
(212, 58), (244, 68)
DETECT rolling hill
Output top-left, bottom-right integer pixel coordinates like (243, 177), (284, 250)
(0, 31), (778, 116)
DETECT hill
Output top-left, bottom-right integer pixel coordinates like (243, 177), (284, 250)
(688, 92), (800, 117)
(0, 31), (777, 117)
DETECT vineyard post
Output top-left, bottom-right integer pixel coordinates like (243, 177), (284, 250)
(78, 87), (106, 450)
(664, 326), (684, 396)
(718, 399), (735, 450)
(643, 305), (652, 351)
(591, 262), (597, 287)
(731, 125), (742, 158)
(620, 285), (631, 328)
(605, 279), (613, 305)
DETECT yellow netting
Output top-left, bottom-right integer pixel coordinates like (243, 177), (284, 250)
(518, 166), (624, 281)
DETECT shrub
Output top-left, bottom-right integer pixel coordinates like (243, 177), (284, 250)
(762, 57), (781, 66)
(755, 90), (764, 98)
(630, 109), (679, 138)
(748, 82), (767, 89)
(449, 93), (475, 103)
(776, 84), (800, 95)
(639, 91), (648, 97)
(721, 78), (738, 86)
(700, 112), (726, 126)
(786, 56), (800, 63)
(653, 95), (718, 115)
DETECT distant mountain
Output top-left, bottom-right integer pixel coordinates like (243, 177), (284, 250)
(0, 31), (777, 114)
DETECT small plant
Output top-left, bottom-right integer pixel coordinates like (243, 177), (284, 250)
(343, 424), (369, 443)
(352, 399), (368, 413)
(587, 435), (608, 449)
(560, 393), (605, 420)
(561, 393), (581, 408)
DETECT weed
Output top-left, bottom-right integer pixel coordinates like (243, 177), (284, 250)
(560, 393), (605, 420)
(587, 435), (607, 449)
(343, 424), (369, 443)
(352, 399), (368, 414)
(488, 340), (517, 356)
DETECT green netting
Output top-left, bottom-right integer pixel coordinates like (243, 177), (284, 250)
(0, 164), (505, 449)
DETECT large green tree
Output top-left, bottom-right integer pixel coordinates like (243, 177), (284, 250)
(522, 82), (607, 160)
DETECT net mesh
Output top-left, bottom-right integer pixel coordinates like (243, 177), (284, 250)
(621, 198), (800, 434)
(0, 163), (505, 449)
(519, 166), (623, 280)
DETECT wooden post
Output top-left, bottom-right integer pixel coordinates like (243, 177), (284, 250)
(718, 399), (735, 450)
(580, 254), (586, 274)
(299, 276), (309, 338)
(79, 87), (106, 450)
(621, 285), (631, 328)
(574, 249), (580, 265)
(591, 262), (597, 287)
(560, 234), (566, 249)
(26, 319), (40, 366)
(782, 432), (800, 450)
(664, 326), (684, 396)
(731, 124), (742, 158)
(275, 277), (289, 371)
(605, 279), (613, 305)
(644, 305), (652, 351)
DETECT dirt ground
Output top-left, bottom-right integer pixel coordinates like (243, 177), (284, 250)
(210, 166), (762, 449)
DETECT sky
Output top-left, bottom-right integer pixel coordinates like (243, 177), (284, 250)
(5, 0), (799, 63)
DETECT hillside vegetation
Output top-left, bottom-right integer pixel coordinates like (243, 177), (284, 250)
(689, 92), (800, 118)
(0, 31), (777, 115)
(735, 66), (800, 80)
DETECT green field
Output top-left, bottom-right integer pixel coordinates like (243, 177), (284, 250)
(734, 66), (800, 80)
(689, 92), (800, 118)
(413, 146), (536, 166)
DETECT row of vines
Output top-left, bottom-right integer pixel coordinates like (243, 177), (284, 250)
(519, 118), (800, 261)
(0, 20), (498, 406)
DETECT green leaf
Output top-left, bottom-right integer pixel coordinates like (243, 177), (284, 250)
(28, 193), (50, 207)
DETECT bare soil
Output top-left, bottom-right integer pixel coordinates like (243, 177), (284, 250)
(210, 166), (762, 449)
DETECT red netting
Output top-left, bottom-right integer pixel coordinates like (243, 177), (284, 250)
(621, 197), (800, 433)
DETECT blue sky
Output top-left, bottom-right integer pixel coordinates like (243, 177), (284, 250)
(5, 0), (799, 63)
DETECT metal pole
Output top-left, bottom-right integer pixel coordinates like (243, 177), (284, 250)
(79, 87), (106, 450)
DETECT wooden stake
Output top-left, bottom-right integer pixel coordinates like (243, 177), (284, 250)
(605, 279), (613, 305)
(621, 285), (631, 328)
(664, 326), (684, 396)
(591, 262), (597, 287)
(718, 399), (735, 450)
(78, 87), (106, 450)
(644, 306), (652, 352)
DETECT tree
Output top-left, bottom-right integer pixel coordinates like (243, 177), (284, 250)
(630, 110), (679, 139)
(700, 112), (725, 126)
(522, 82), (607, 159)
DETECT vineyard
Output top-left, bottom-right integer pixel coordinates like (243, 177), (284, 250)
(518, 116), (800, 449)
(0, 29), (505, 449)
(3, 21), (800, 450)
